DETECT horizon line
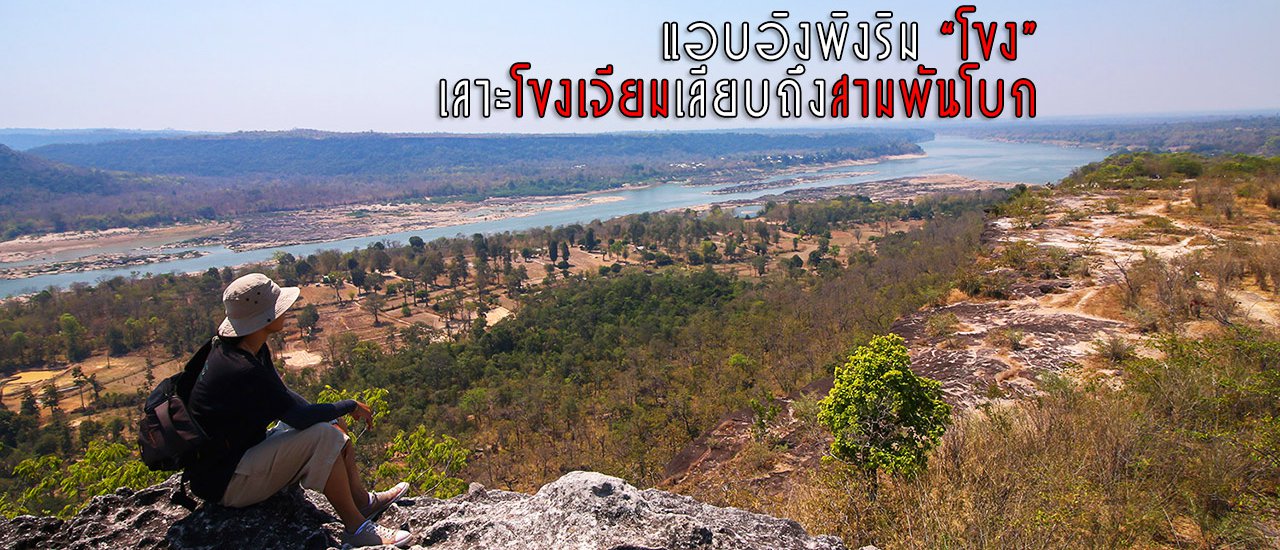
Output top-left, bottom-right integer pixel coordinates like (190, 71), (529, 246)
(3, 108), (1278, 137)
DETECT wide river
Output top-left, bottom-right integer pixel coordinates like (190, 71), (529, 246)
(0, 136), (1107, 297)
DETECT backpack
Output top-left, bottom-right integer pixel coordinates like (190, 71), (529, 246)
(138, 338), (216, 471)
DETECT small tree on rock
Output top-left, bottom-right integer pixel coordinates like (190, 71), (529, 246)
(818, 333), (950, 501)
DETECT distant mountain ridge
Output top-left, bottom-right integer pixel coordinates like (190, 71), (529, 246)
(968, 115), (1280, 155)
(0, 129), (206, 151)
(28, 129), (931, 178)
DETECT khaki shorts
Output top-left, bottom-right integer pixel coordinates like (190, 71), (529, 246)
(221, 422), (348, 508)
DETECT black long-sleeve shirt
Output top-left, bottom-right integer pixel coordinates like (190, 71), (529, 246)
(185, 339), (355, 501)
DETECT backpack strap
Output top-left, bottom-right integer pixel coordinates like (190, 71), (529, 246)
(154, 399), (181, 449)
(171, 474), (200, 510)
(176, 337), (216, 401)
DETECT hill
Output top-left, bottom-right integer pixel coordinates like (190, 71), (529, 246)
(970, 115), (1280, 155)
(0, 144), (120, 198)
(0, 144), (199, 238)
(0, 129), (204, 151)
(29, 129), (929, 179)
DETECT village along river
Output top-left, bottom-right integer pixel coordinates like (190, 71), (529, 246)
(0, 136), (1107, 298)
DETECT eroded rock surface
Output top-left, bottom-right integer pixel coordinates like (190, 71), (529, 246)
(0, 471), (844, 550)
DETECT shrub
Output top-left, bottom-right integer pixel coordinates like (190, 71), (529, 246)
(988, 328), (1026, 351)
(1092, 334), (1135, 364)
(925, 312), (962, 347)
(1265, 185), (1280, 209)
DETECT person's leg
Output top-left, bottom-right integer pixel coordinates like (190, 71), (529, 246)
(223, 423), (345, 509)
(226, 423), (364, 530)
(340, 440), (371, 510)
(323, 450), (366, 532)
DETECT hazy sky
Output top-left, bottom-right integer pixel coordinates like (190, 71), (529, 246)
(1, 1), (1277, 132)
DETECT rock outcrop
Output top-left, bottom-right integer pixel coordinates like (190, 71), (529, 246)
(0, 471), (845, 550)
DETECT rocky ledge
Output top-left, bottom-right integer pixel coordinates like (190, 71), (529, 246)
(0, 471), (845, 550)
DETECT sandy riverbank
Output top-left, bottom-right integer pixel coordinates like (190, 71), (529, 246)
(0, 250), (209, 280)
(0, 223), (230, 265)
(0, 193), (628, 281)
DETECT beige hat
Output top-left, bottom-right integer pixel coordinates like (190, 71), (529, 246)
(218, 273), (301, 337)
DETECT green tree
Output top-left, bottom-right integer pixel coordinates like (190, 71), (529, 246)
(9, 332), (28, 365)
(364, 293), (386, 326)
(123, 318), (149, 350)
(58, 313), (89, 362)
(375, 426), (469, 499)
(70, 366), (87, 410)
(87, 374), (102, 404)
(506, 265), (529, 295)
(104, 325), (127, 355)
(295, 259), (314, 281)
(19, 387), (39, 417)
(40, 382), (61, 414)
(10, 439), (166, 518)
(751, 254), (768, 276)
(818, 334), (950, 501)
(326, 271), (346, 303)
(297, 304), (320, 336)
(317, 385), (389, 445)
(349, 268), (368, 290)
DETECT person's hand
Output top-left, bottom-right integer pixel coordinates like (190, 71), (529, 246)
(350, 401), (374, 431)
(333, 416), (349, 434)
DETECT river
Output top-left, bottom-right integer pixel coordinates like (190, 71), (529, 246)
(0, 136), (1107, 297)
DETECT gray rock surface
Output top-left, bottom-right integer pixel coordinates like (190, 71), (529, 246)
(0, 471), (845, 550)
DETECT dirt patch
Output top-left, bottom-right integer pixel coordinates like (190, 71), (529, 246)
(660, 378), (834, 501)
(280, 349), (324, 369)
(1076, 284), (1127, 321)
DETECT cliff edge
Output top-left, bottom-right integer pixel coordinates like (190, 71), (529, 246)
(0, 471), (845, 550)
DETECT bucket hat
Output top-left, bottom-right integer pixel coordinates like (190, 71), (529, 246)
(218, 273), (301, 337)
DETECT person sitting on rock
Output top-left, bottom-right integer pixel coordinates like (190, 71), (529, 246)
(184, 273), (412, 548)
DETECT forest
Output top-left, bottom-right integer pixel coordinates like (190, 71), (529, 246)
(0, 145), (207, 239)
(1060, 149), (1280, 191)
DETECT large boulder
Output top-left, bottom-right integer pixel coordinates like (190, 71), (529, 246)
(0, 471), (845, 550)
